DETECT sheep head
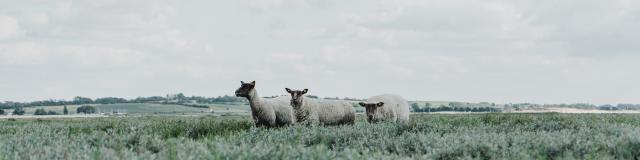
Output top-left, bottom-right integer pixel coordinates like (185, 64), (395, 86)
(235, 81), (256, 97)
(285, 88), (308, 107)
(358, 102), (385, 122)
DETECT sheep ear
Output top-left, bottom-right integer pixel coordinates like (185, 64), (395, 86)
(302, 89), (308, 94)
(240, 81), (245, 84)
(358, 102), (366, 107)
(250, 81), (256, 85)
(376, 102), (384, 107)
(285, 88), (292, 93)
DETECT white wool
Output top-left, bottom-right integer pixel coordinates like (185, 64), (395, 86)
(245, 89), (295, 127)
(365, 94), (410, 123)
(269, 96), (296, 125)
(293, 98), (355, 125)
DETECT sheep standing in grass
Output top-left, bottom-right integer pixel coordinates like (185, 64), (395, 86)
(285, 88), (355, 125)
(359, 94), (410, 123)
(235, 81), (295, 127)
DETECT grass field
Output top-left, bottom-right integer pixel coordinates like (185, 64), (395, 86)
(20, 103), (231, 115)
(12, 100), (485, 116)
(1, 113), (640, 159)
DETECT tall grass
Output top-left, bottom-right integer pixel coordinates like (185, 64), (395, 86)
(1, 114), (640, 159)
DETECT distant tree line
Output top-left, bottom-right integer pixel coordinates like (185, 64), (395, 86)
(77, 105), (96, 114)
(12, 107), (25, 115)
(541, 103), (597, 109)
(323, 97), (366, 101)
(34, 108), (59, 115)
(187, 95), (246, 104)
(32, 106), (70, 116)
(504, 103), (640, 111)
(159, 102), (209, 108)
(5, 94), (640, 113)
(598, 104), (640, 110)
(0, 96), (128, 109)
(411, 102), (501, 113)
(0, 94), (246, 109)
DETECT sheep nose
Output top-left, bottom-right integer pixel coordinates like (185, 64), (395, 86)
(367, 115), (373, 120)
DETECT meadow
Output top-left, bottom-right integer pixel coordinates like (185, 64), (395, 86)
(20, 103), (215, 115)
(1, 113), (640, 159)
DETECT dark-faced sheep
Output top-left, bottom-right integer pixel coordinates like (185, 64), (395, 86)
(359, 94), (410, 123)
(285, 88), (355, 125)
(235, 81), (295, 127)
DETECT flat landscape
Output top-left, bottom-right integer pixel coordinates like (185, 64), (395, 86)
(20, 103), (211, 114)
(2, 113), (640, 159)
(6, 103), (235, 115)
(3, 0), (639, 159)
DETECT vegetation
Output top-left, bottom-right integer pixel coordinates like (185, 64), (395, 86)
(63, 106), (69, 115)
(0, 94), (246, 110)
(17, 103), (214, 115)
(34, 108), (59, 115)
(91, 103), (210, 114)
(4, 94), (640, 113)
(76, 105), (97, 114)
(412, 102), (501, 112)
(33, 108), (47, 115)
(0, 109), (4, 115)
(12, 107), (25, 115)
(160, 102), (209, 108)
(94, 97), (128, 104)
(322, 96), (365, 101)
(503, 103), (640, 111)
(1, 114), (640, 159)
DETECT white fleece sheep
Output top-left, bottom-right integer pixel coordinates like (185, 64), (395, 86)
(286, 88), (355, 125)
(235, 81), (295, 127)
(359, 94), (410, 123)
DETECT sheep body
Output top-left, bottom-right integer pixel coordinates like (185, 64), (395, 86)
(236, 82), (295, 127)
(364, 94), (410, 123)
(269, 96), (296, 126)
(294, 98), (355, 125)
(246, 94), (296, 127)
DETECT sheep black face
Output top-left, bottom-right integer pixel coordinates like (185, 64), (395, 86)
(235, 81), (255, 97)
(358, 102), (384, 122)
(285, 88), (308, 107)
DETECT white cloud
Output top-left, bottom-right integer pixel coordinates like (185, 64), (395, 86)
(1, 0), (640, 104)
(0, 42), (145, 68)
(0, 15), (20, 39)
(247, 0), (331, 11)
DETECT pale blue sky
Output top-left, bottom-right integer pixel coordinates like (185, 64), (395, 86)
(1, 0), (639, 104)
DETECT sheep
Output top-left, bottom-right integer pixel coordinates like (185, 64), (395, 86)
(359, 94), (410, 123)
(285, 88), (355, 125)
(235, 81), (295, 127)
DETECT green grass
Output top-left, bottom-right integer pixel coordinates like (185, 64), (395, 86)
(91, 103), (210, 113)
(2, 113), (640, 159)
(21, 105), (83, 114)
(207, 103), (250, 113)
(21, 103), (246, 115)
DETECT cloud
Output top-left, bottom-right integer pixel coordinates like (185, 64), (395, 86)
(0, 42), (145, 69)
(246, 0), (332, 11)
(1, 0), (640, 104)
(0, 15), (20, 39)
(510, 0), (640, 57)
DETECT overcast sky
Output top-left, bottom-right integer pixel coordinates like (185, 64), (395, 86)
(1, 0), (639, 104)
